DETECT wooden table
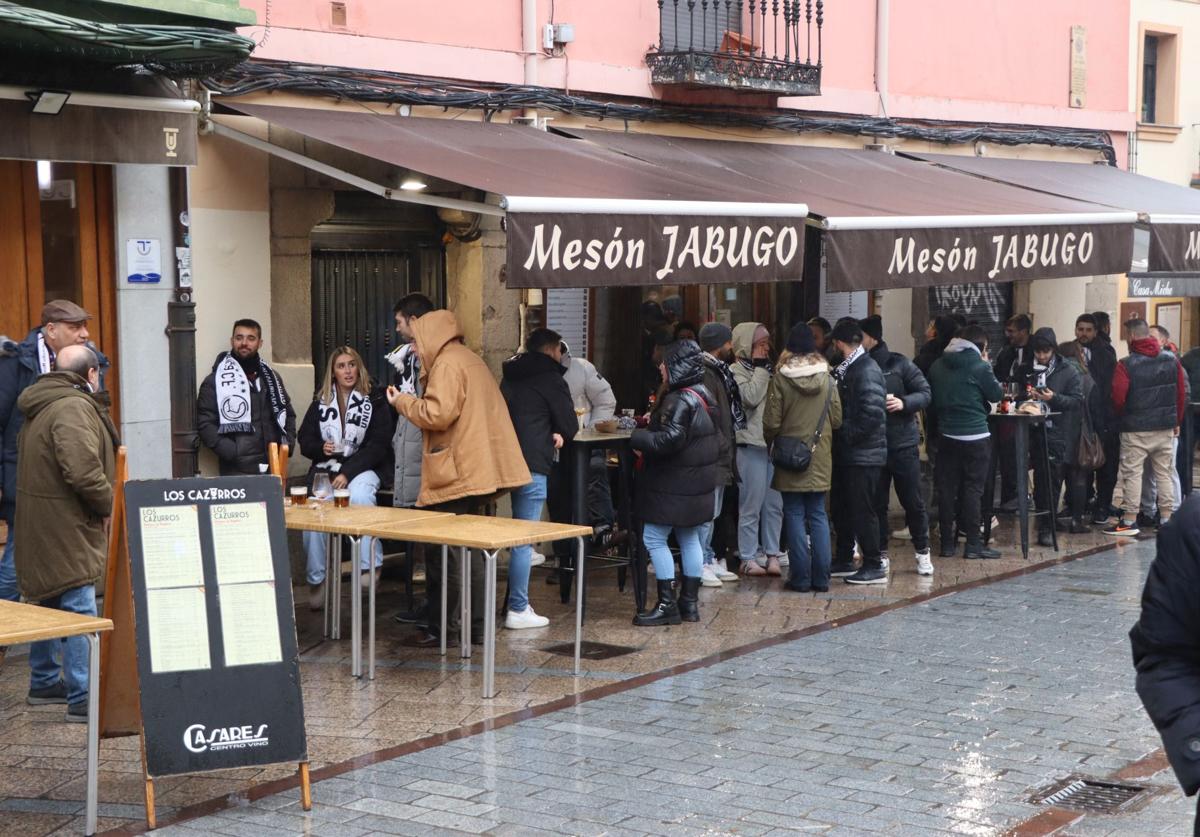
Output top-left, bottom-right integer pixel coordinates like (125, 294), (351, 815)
(0, 600), (112, 836)
(379, 515), (593, 697)
(284, 504), (452, 677)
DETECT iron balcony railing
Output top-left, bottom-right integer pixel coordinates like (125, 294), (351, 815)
(648, 0), (822, 96)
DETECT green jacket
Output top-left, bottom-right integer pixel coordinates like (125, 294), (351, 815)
(928, 339), (1003, 438)
(763, 352), (842, 493)
(14, 372), (118, 602)
(731, 322), (771, 448)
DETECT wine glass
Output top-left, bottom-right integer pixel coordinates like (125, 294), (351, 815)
(312, 472), (334, 503)
(573, 394), (588, 431)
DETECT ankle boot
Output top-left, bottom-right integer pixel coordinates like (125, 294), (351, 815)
(677, 576), (701, 623)
(1069, 517), (1090, 534)
(634, 580), (681, 627)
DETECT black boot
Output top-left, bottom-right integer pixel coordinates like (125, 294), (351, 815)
(1037, 528), (1054, 548)
(633, 580), (681, 627)
(963, 540), (1001, 559)
(677, 576), (701, 623)
(1069, 517), (1089, 534)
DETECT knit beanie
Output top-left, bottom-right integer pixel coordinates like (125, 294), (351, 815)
(698, 322), (733, 352)
(785, 323), (816, 354)
(858, 315), (883, 342)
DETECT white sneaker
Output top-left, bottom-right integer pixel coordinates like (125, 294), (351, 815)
(776, 551), (789, 568)
(879, 553), (890, 572)
(853, 541), (862, 559)
(915, 549), (934, 576)
(700, 564), (723, 588)
(892, 527), (912, 540)
(530, 551), (546, 567)
(505, 606), (549, 630)
(713, 558), (739, 581)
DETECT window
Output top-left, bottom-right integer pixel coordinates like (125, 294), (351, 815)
(1137, 24), (1182, 140)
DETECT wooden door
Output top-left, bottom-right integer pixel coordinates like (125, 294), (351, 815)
(0, 160), (118, 417)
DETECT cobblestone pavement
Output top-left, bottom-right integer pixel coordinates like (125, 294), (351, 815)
(107, 538), (1193, 836)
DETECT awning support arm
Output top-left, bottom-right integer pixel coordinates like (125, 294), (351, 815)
(207, 120), (505, 217)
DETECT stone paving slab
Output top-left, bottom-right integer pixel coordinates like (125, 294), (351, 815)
(141, 539), (1194, 835)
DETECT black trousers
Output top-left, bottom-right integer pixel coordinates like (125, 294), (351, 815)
(935, 436), (992, 549)
(997, 424), (1020, 504)
(1093, 430), (1120, 513)
(1062, 464), (1090, 521)
(548, 451), (615, 559)
(832, 464), (882, 569)
(876, 445), (930, 552)
(424, 494), (491, 636)
(1031, 431), (1064, 535)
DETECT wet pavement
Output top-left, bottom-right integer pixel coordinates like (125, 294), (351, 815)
(0, 521), (1192, 835)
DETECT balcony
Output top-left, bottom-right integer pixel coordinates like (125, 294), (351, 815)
(647, 0), (822, 97)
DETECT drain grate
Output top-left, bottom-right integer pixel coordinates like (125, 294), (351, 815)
(543, 641), (639, 660)
(1030, 777), (1151, 813)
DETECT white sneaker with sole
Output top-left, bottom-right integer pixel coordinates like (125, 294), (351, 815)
(915, 549), (934, 576)
(505, 606), (550, 629)
(700, 564), (723, 588)
(714, 558), (739, 581)
(879, 554), (890, 572)
(530, 551), (546, 567)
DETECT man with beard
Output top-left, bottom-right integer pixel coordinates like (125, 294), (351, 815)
(1080, 312), (1120, 524)
(197, 319), (296, 475)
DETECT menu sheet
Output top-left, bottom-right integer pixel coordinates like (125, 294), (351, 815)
(138, 505), (204, 589)
(146, 587), (212, 673)
(210, 502), (275, 585)
(218, 581), (283, 667)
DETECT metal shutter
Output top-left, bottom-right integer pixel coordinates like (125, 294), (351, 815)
(546, 288), (589, 358)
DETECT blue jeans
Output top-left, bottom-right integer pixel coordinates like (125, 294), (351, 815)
(508, 472), (548, 612)
(29, 585), (96, 706)
(782, 492), (831, 589)
(303, 470), (384, 584)
(697, 487), (724, 565)
(0, 530), (18, 603)
(643, 522), (703, 580)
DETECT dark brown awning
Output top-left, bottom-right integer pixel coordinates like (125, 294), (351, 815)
(564, 130), (1137, 292)
(903, 153), (1200, 274)
(219, 103), (810, 288)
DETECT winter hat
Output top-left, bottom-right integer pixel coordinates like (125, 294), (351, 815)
(829, 319), (864, 345)
(698, 322), (733, 352)
(858, 315), (883, 342)
(785, 323), (816, 354)
(1031, 327), (1058, 352)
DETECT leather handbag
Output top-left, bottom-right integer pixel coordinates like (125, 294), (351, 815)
(772, 381), (833, 473)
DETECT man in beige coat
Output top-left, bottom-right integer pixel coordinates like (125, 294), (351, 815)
(14, 345), (117, 722)
(387, 309), (530, 647)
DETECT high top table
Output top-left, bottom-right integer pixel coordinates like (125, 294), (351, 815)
(284, 504), (452, 677)
(379, 515), (592, 697)
(0, 600), (113, 836)
(980, 409), (1059, 561)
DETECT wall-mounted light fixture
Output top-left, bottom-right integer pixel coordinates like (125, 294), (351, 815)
(36, 160), (52, 190)
(26, 89), (70, 115)
(399, 177), (427, 191)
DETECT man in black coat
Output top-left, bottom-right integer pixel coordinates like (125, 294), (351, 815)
(696, 322), (742, 586)
(860, 316), (933, 576)
(1130, 494), (1200, 835)
(829, 320), (889, 585)
(499, 328), (578, 629)
(1025, 328), (1083, 546)
(1085, 311), (1121, 523)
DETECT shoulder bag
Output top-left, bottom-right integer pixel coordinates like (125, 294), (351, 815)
(771, 381), (832, 472)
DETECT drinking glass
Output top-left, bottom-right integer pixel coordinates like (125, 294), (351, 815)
(574, 394), (589, 431)
(312, 472), (334, 502)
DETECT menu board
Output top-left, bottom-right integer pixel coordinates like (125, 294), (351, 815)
(123, 476), (307, 778)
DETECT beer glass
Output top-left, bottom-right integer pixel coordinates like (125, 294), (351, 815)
(333, 488), (351, 508)
(289, 485), (307, 506)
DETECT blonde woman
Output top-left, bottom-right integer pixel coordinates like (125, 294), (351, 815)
(298, 347), (392, 609)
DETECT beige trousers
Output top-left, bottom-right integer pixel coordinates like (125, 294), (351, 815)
(1118, 430), (1176, 520)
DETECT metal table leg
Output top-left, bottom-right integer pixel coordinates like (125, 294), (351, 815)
(369, 545), (377, 680)
(323, 533), (332, 638)
(482, 549), (498, 698)
(574, 536), (585, 676)
(460, 546), (471, 660)
(980, 421), (998, 546)
(563, 442), (589, 604)
(439, 544), (448, 657)
(1039, 425), (1058, 553)
(350, 536), (362, 677)
(85, 632), (100, 837)
(1015, 422), (1030, 561)
(331, 536), (342, 640)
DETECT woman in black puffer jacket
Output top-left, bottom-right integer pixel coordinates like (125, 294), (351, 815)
(631, 339), (719, 627)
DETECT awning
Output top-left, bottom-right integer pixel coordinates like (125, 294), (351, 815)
(904, 153), (1200, 275)
(563, 130), (1137, 292)
(218, 103), (810, 288)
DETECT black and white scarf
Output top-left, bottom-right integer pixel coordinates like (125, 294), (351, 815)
(702, 353), (747, 431)
(316, 389), (372, 471)
(386, 342), (421, 396)
(1032, 354), (1057, 389)
(833, 344), (866, 381)
(215, 352), (289, 436)
(36, 332), (53, 375)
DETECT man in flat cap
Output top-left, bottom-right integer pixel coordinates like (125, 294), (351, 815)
(0, 300), (107, 664)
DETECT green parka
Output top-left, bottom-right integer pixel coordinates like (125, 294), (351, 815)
(763, 352), (842, 493)
(14, 371), (118, 602)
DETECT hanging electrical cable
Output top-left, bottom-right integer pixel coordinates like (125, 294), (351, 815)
(205, 59), (1118, 165)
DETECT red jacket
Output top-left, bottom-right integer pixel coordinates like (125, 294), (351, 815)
(1111, 336), (1186, 426)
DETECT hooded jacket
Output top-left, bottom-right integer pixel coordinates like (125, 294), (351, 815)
(700, 355), (738, 486)
(1129, 496), (1200, 796)
(197, 352), (297, 476)
(832, 347), (887, 467)
(13, 371), (118, 602)
(500, 349), (578, 476)
(867, 340), (930, 452)
(562, 355), (616, 428)
(0, 328), (109, 526)
(762, 352), (843, 493)
(1112, 336), (1185, 433)
(730, 322), (772, 448)
(631, 340), (719, 528)
(928, 338), (1004, 438)
(1025, 328), (1083, 462)
(392, 310), (531, 506)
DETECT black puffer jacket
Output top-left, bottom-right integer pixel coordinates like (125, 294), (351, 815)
(868, 341), (930, 452)
(1023, 331), (1083, 463)
(832, 349), (887, 467)
(1130, 494), (1200, 796)
(632, 340), (719, 528)
(197, 353), (297, 476)
(1088, 333), (1118, 435)
(500, 350), (578, 476)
